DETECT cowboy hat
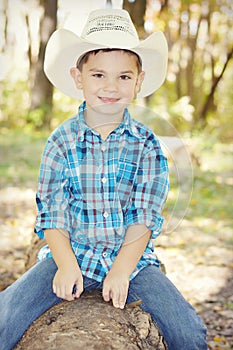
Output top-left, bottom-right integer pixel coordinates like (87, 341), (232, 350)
(44, 8), (168, 99)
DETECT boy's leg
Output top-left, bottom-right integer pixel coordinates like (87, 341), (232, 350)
(0, 258), (61, 350)
(127, 265), (207, 350)
(0, 257), (102, 350)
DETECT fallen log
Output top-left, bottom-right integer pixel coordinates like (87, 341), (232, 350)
(15, 236), (167, 350)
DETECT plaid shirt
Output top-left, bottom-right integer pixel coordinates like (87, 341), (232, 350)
(35, 101), (169, 282)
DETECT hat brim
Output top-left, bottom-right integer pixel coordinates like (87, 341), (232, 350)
(44, 29), (168, 100)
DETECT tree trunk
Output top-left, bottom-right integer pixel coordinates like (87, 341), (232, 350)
(15, 236), (167, 350)
(29, 0), (57, 129)
(123, 0), (147, 39)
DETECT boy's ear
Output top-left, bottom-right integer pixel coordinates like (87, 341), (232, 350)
(135, 71), (145, 95)
(70, 67), (83, 89)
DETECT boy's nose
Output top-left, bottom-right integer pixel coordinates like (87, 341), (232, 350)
(103, 78), (118, 92)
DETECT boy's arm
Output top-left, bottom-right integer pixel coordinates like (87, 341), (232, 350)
(102, 224), (151, 309)
(44, 229), (83, 301)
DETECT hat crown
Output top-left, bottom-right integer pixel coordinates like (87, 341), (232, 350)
(80, 9), (139, 47)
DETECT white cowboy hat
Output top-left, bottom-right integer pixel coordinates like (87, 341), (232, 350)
(44, 8), (168, 99)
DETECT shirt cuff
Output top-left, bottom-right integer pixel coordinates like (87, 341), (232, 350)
(35, 210), (71, 239)
(125, 208), (164, 239)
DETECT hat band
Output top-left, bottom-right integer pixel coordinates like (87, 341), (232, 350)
(82, 13), (138, 39)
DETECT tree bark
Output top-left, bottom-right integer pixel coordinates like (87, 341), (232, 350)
(15, 236), (167, 350)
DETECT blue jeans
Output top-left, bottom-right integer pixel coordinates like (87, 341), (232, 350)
(0, 258), (207, 350)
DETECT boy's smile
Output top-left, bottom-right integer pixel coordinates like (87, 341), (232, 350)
(70, 50), (144, 133)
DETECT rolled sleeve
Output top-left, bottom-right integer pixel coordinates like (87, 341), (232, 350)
(125, 141), (169, 238)
(35, 137), (71, 239)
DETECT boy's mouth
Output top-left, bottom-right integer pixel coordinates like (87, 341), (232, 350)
(98, 97), (120, 104)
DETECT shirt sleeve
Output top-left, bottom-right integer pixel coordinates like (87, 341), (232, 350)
(125, 136), (169, 238)
(34, 136), (71, 239)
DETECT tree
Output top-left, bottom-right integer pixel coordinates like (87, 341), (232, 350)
(0, 0), (8, 111)
(123, 0), (147, 38)
(29, 0), (57, 128)
(0, 0), (8, 54)
(159, 0), (233, 127)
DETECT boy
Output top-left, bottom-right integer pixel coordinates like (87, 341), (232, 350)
(0, 9), (207, 349)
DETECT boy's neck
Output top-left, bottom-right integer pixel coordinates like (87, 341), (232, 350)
(84, 108), (124, 141)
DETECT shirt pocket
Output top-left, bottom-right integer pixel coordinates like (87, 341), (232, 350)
(116, 160), (138, 209)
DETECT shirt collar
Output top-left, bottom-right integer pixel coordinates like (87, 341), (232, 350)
(77, 101), (142, 141)
(115, 108), (142, 139)
(77, 101), (96, 142)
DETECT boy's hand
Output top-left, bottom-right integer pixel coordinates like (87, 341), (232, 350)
(102, 269), (129, 309)
(53, 263), (83, 301)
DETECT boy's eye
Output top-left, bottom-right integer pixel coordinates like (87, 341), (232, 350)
(92, 73), (104, 78)
(120, 75), (131, 80)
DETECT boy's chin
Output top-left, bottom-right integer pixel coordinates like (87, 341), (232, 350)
(91, 101), (129, 115)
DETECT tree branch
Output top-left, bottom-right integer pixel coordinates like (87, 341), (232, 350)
(199, 46), (233, 122)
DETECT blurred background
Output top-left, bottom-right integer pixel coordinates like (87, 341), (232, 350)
(1, 0), (233, 135)
(0, 1), (233, 349)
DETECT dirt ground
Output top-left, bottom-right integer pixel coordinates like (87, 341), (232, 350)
(0, 186), (232, 349)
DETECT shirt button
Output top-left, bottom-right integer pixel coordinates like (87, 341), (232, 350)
(101, 145), (107, 152)
(101, 177), (107, 184)
(102, 252), (108, 258)
(103, 211), (109, 218)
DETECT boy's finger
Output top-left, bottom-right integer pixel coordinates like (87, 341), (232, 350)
(102, 285), (111, 302)
(74, 280), (83, 298)
(56, 286), (64, 299)
(112, 290), (121, 308)
(118, 288), (127, 309)
(63, 285), (75, 301)
(119, 295), (127, 309)
(52, 284), (56, 295)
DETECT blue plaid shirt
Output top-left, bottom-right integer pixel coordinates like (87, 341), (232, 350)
(35, 101), (169, 282)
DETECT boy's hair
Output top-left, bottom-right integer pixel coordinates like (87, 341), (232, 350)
(76, 48), (142, 73)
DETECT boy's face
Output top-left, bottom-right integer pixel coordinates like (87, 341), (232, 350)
(70, 50), (144, 117)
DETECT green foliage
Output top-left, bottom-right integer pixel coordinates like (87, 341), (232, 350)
(0, 82), (77, 131)
(190, 171), (232, 221)
(1, 81), (30, 129)
(147, 89), (195, 134)
(1, 80), (49, 130)
(51, 89), (79, 129)
(0, 130), (48, 187)
(27, 107), (49, 130)
(186, 135), (233, 223)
